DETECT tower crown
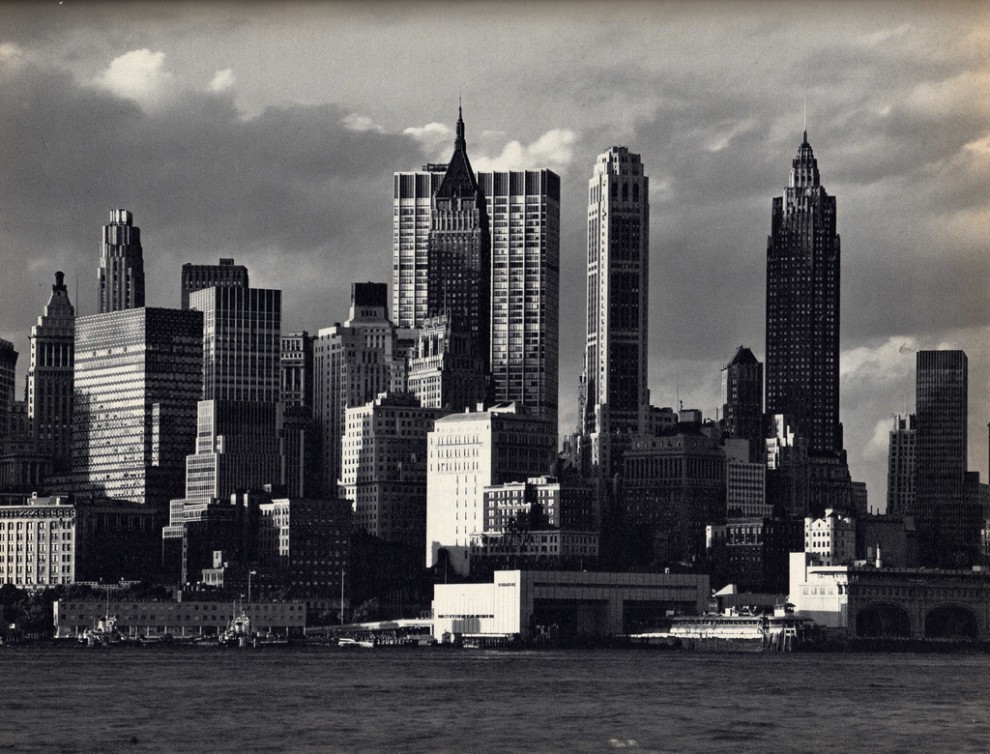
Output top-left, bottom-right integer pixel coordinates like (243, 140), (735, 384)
(788, 132), (820, 190)
(436, 107), (480, 201)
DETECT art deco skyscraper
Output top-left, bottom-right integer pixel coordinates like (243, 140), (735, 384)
(27, 271), (75, 471)
(578, 147), (650, 474)
(428, 108), (491, 379)
(765, 132), (841, 457)
(98, 209), (145, 314)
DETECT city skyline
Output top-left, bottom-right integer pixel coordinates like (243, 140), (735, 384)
(1, 2), (988, 507)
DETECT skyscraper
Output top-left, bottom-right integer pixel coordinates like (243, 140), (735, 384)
(98, 209), (145, 314)
(721, 346), (764, 463)
(313, 283), (407, 498)
(427, 108), (491, 381)
(0, 339), (17, 451)
(765, 131), (841, 457)
(27, 271), (75, 471)
(392, 127), (560, 425)
(578, 146), (650, 475)
(185, 286), (282, 499)
(915, 350), (978, 565)
(180, 258), (250, 310)
(886, 414), (916, 517)
(392, 166), (445, 329)
(73, 308), (203, 510)
(478, 170), (560, 430)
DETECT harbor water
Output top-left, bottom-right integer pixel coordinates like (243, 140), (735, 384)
(1, 646), (988, 753)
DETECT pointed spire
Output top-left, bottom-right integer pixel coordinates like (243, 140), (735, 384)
(455, 100), (465, 150)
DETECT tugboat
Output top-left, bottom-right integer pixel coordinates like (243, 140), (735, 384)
(219, 607), (253, 648)
(81, 614), (124, 647)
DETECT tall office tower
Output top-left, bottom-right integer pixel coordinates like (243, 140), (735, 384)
(0, 339), (16, 447)
(279, 332), (317, 499)
(186, 286), (282, 499)
(478, 170), (560, 430)
(886, 414), (916, 516)
(26, 271), (75, 471)
(73, 308), (203, 510)
(340, 392), (446, 550)
(721, 346), (764, 463)
(314, 283), (407, 498)
(578, 147), (650, 476)
(425, 405), (556, 575)
(395, 168), (560, 421)
(427, 108), (491, 383)
(915, 350), (978, 565)
(765, 132), (841, 457)
(393, 166), (446, 328)
(98, 209), (145, 314)
(180, 258), (250, 310)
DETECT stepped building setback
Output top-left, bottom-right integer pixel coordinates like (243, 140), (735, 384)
(98, 209), (145, 314)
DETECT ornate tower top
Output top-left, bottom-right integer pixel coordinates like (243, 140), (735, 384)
(789, 132), (821, 190)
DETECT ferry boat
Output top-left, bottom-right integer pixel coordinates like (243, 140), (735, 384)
(632, 607), (816, 652)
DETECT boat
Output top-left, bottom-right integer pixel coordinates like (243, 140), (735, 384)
(337, 637), (375, 648)
(219, 609), (253, 648)
(80, 614), (124, 647)
(631, 607), (815, 652)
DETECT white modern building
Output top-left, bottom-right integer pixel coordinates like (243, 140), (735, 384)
(432, 570), (708, 641)
(788, 551), (850, 628)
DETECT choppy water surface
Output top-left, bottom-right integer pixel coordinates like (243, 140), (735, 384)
(1, 646), (988, 753)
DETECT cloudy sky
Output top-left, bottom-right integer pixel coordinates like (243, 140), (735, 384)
(1, 1), (988, 510)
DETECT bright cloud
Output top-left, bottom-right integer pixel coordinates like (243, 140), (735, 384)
(93, 49), (177, 110)
(472, 129), (578, 174)
(342, 112), (384, 133)
(208, 68), (236, 93)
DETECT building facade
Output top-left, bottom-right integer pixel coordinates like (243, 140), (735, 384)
(180, 258), (249, 310)
(765, 132), (841, 458)
(73, 308), (203, 510)
(915, 350), (978, 566)
(721, 346), (763, 463)
(0, 495), (161, 588)
(578, 147), (650, 476)
(27, 271), (75, 471)
(886, 414), (916, 516)
(0, 339), (16, 452)
(340, 392), (446, 550)
(98, 209), (145, 314)
(392, 156), (560, 428)
(314, 283), (407, 498)
(425, 406), (556, 575)
(478, 170), (560, 429)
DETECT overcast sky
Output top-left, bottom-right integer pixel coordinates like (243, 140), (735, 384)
(1, 1), (988, 510)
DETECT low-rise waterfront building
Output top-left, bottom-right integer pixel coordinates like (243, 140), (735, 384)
(53, 598), (306, 639)
(432, 570), (709, 642)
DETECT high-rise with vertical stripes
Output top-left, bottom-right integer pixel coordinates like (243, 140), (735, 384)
(578, 146), (650, 475)
(392, 116), (560, 426)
